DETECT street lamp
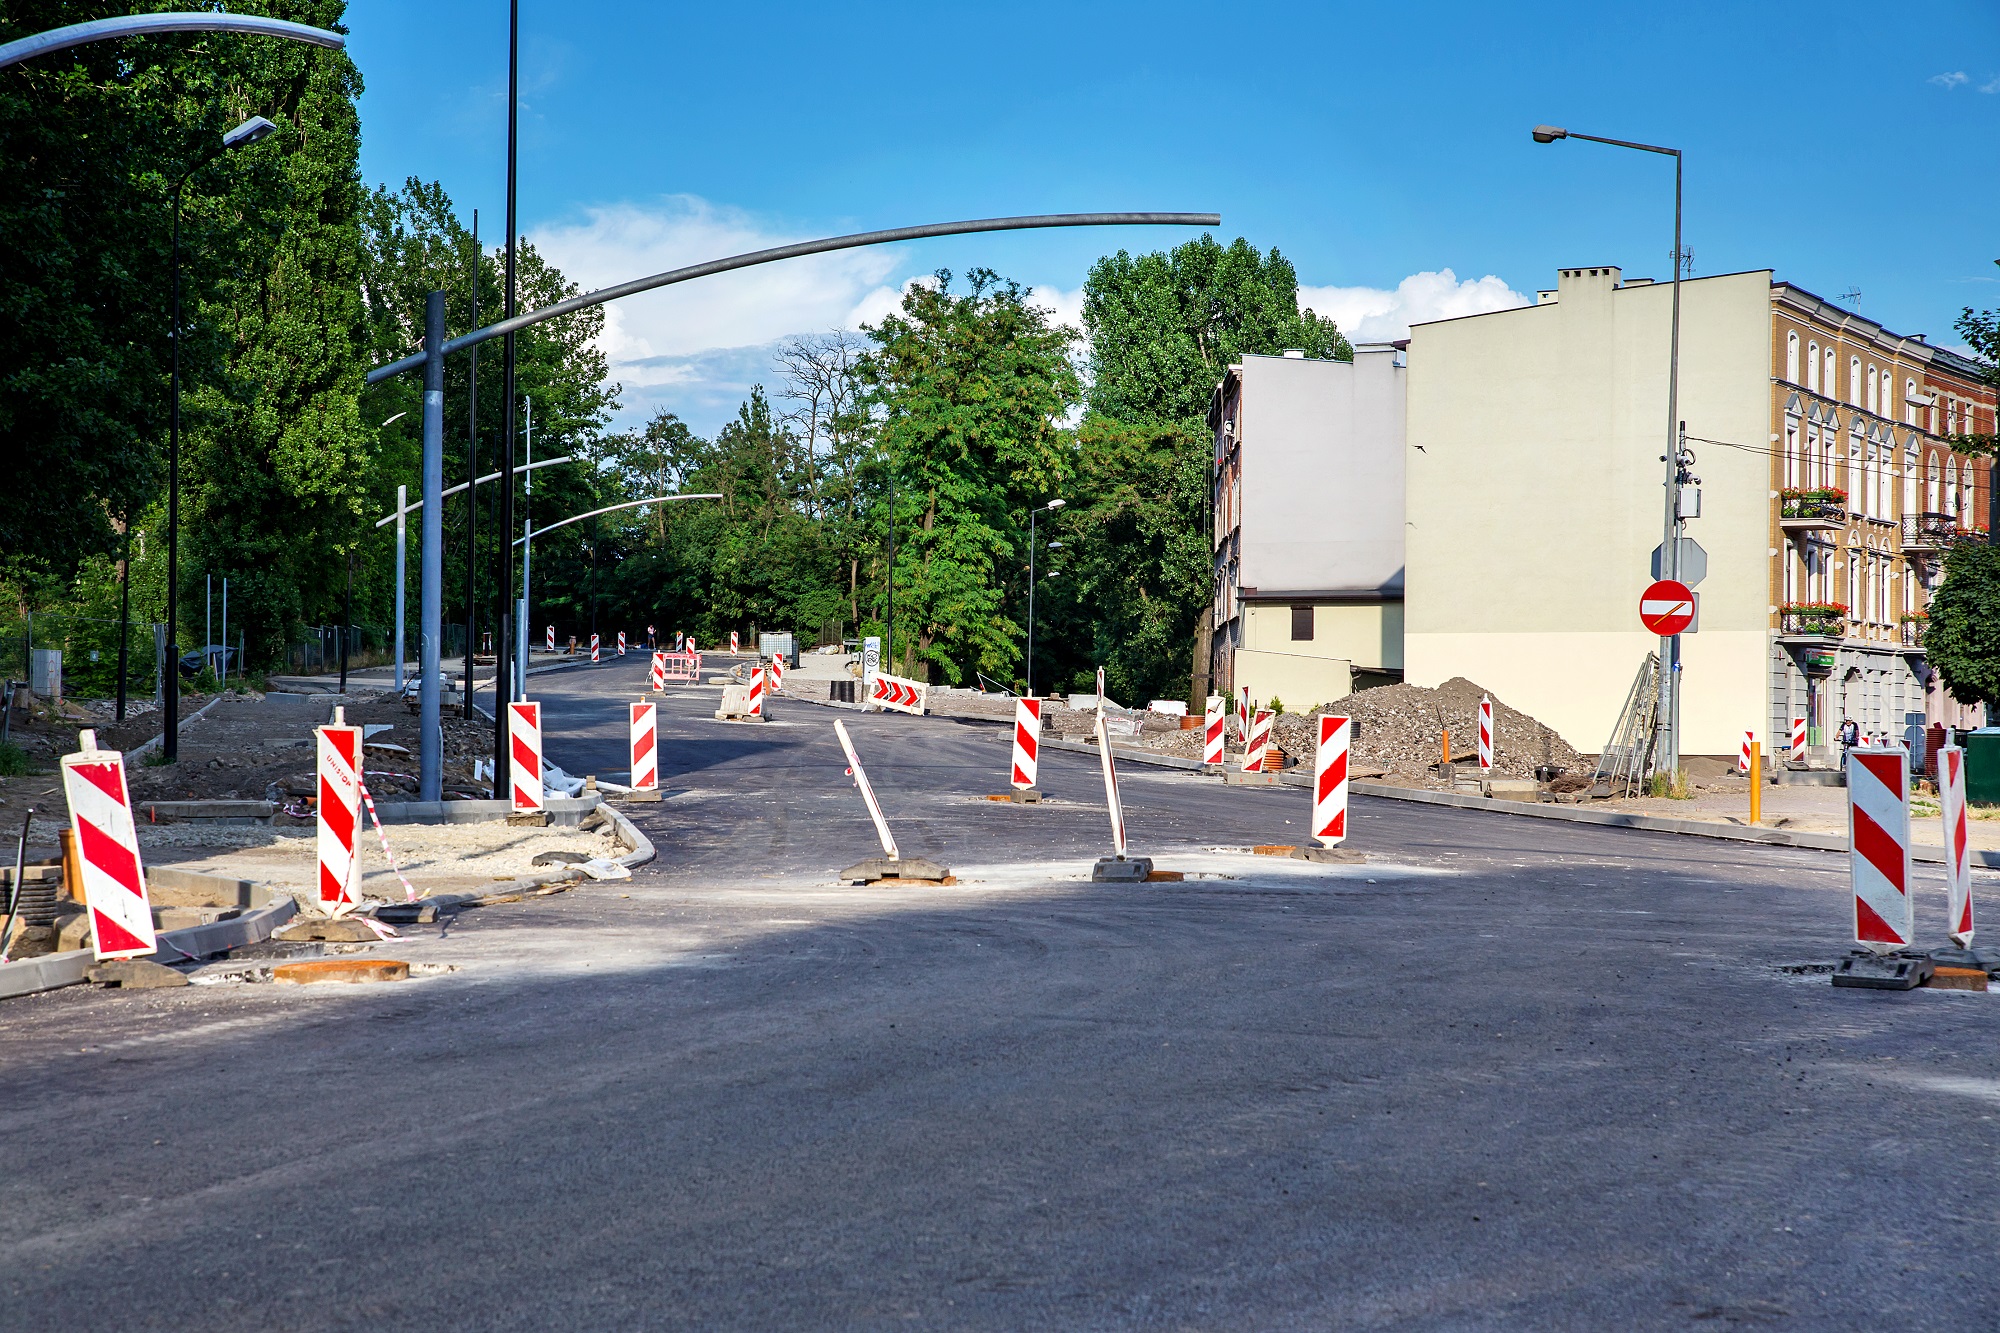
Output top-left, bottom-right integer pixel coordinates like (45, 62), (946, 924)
(1026, 499), (1065, 696)
(1533, 122), (1686, 779)
(163, 113), (278, 762)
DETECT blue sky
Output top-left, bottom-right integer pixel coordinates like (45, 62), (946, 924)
(347, 0), (2000, 437)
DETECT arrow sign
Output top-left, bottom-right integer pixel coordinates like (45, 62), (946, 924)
(1640, 579), (1697, 636)
(868, 671), (928, 715)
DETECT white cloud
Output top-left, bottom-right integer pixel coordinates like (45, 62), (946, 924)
(1931, 70), (1970, 88)
(1983, 76), (2000, 94)
(1298, 269), (1531, 343)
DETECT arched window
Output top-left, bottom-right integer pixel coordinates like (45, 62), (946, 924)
(1929, 452), (1942, 513)
(1850, 435), (1865, 514)
(1784, 420), (1800, 487)
(1807, 342), (1821, 392)
(1850, 356), (1863, 405)
(1880, 371), (1894, 421)
(1866, 366), (1878, 414)
(1826, 348), (1838, 396)
(1787, 333), (1800, 384)
(1905, 378), (1917, 426)
(1903, 449), (1917, 518)
(1947, 458), (1959, 516)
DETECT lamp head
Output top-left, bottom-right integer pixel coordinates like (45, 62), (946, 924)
(1047, 541), (1064, 550)
(1531, 125), (1567, 144)
(1046, 498), (1066, 510)
(222, 115), (278, 150)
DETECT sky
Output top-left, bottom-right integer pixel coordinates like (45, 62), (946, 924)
(346, 0), (2000, 438)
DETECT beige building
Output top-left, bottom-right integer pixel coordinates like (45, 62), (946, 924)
(1208, 346), (1406, 711)
(1403, 264), (1992, 763)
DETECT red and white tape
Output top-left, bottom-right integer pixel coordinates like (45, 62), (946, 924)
(60, 731), (157, 960)
(1012, 697), (1041, 789)
(356, 776), (418, 902)
(630, 701), (658, 793)
(1313, 715), (1351, 847)
(317, 714), (363, 916)
(1847, 746), (1912, 953)
(1204, 694), (1225, 766)
(1941, 744), (1974, 947)
(509, 701), (545, 812)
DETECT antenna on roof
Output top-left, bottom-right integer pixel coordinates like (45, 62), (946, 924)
(1839, 287), (1861, 306)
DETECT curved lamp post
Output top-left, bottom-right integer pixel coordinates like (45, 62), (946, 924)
(0, 12), (345, 71)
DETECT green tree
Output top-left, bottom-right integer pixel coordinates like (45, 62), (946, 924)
(1926, 540), (2000, 710)
(859, 269), (1079, 684)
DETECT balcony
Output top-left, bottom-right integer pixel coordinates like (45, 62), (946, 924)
(1777, 603), (1848, 642)
(1901, 513), (1957, 552)
(1780, 489), (1847, 534)
(1900, 617), (1927, 654)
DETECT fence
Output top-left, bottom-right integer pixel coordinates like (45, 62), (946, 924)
(284, 622), (464, 676)
(1, 613), (165, 702)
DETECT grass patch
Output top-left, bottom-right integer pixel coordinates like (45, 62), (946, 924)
(0, 741), (28, 777)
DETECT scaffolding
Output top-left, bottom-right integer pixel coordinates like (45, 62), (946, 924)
(1594, 653), (1660, 797)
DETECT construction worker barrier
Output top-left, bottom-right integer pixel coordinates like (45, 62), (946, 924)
(509, 701), (545, 812)
(650, 651), (666, 692)
(61, 729), (157, 960)
(1941, 744), (1974, 946)
(663, 651), (700, 683)
(590, 633), (600, 663)
(1739, 729), (1754, 774)
(730, 631), (739, 653)
(747, 664), (766, 717)
(1012, 698), (1042, 789)
(868, 671), (927, 715)
(545, 625), (555, 653)
(630, 702), (658, 794)
(1097, 712), (1127, 857)
(617, 631), (627, 656)
(834, 719), (899, 860)
(1313, 715), (1351, 846)
(769, 653), (785, 693)
(1791, 716), (1807, 761)
(1240, 709), (1273, 773)
(317, 709), (363, 915)
(1477, 695), (1494, 773)
(1204, 694), (1225, 766)
(1847, 746), (1911, 952)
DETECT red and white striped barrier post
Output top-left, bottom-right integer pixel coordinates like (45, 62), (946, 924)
(1237, 686), (1251, 741)
(1791, 716), (1807, 762)
(1941, 744), (1974, 946)
(617, 631), (627, 656)
(590, 633), (600, 663)
(1012, 697), (1041, 790)
(770, 653), (785, 693)
(834, 719), (899, 861)
(747, 664), (766, 717)
(508, 701), (544, 812)
(1477, 695), (1494, 774)
(687, 636), (697, 655)
(1313, 715), (1351, 847)
(1240, 709), (1273, 773)
(1095, 665), (1107, 713)
(1739, 729), (1754, 774)
(730, 631), (739, 654)
(1203, 694), (1225, 767)
(1089, 712), (1152, 881)
(650, 651), (666, 691)
(545, 625), (554, 653)
(675, 630), (683, 651)
(630, 701), (658, 795)
(316, 708), (363, 916)
(1847, 746), (1912, 953)
(60, 730), (157, 960)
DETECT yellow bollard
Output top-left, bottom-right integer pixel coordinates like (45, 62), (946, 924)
(1749, 741), (1762, 825)
(1442, 726), (1451, 770)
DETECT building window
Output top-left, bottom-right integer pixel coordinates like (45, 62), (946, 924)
(1880, 370), (1894, 421)
(1866, 365), (1878, 414)
(1850, 437), (1864, 513)
(1826, 348), (1837, 396)
(1906, 378), (1918, 426)
(1807, 342), (1820, 392)
(1903, 451), (1917, 517)
(1784, 421), (1800, 487)
(1787, 333), (1800, 384)
(1850, 356), (1863, 405)
(1947, 458), (1959, 517)
(1929, 453), (1942, 513)
(1290, 605), (1313, 641)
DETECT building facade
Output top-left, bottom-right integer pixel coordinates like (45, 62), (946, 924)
(1209, 346), (1406, 710)
(1403, 265), (1992, 762)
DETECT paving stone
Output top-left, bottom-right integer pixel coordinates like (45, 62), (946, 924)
(86, 958), (190, 988)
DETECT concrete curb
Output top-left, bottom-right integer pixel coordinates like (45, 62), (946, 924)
(0, 890), (298, 1001)
(128, 694), (227, 761)
(372, 794), (602, 826)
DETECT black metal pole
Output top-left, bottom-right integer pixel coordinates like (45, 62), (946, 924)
(1026, 507), (1037, 697)
(493, 0), (519, 784)
(115, 526), (130, 722)
(339, 549), (351, 693)
(886, 452), (895, 674)
(164, 181), (182, 761)
(465, 208), (479, 719)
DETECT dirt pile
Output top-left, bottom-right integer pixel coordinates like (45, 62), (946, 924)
(1264, 677), (1585, 783)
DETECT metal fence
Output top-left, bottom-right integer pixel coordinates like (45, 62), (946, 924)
(0, 613), (166, 701)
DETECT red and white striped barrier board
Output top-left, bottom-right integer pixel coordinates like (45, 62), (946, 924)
(1237, 686), (1251, 741)
(747, 664), (766, 717)
(1204, 694), (1225, 766)
(675, 631), (683, 651)
(1477, 695), (1494, 773)
(1739, 729), (1754, 774)
(617, 631), (627, 656)
(545, 625), (555, 653)
(1095, 666), (1107, 713)
(1240, 709), (1273, 773)
(1313, 715), (1352, 847)
(1941, 744), (1974, 946)
(1791, 717), (1807, 761)
(60, 731), (157, 960)
(509, 701), (545, 812)
(590, 633), (600, 663)
(730, 631), (739, 654)
(1096, 712), (1128, 857)
(630, 702), (659, 793)
(316, 712), (363, 915)
(770, 653), (785, 693)
(834, 719), (899, 860)
(1847, 746), (1912, 953)
(1012, 697), (1041, 789)
(687, 636), (697, 654)
(868, 671), (927, 715)
(650, 651), (666, 692)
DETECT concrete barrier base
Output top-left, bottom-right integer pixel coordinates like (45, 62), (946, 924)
(840, 856), (952, 886)
(1091, 856), (1154, 882)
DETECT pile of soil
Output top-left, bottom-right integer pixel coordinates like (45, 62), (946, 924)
(1268, 677), (1585, 783)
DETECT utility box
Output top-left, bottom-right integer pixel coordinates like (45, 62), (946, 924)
(29, 648), (61, 700)
(759, 632), (797, 668)
(1964, 728), (2000, 806)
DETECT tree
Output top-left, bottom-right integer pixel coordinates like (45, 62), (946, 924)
(859, 269), (1078, 684)
(1926, 540), (2000, 711)
(1955, 279), (1999, 532)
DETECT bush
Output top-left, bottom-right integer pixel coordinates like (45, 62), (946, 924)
(1269, 696), (1284, 715)
(0, 741), (27, 777)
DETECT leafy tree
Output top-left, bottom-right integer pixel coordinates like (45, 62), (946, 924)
(859, 269), (1079, 684)
(1926, 540), (2000, 711)
(1955, 279), (1999, 531)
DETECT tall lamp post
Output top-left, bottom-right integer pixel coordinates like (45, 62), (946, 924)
(1532, 123), (1685, 778)
(1025, 498), (1065, 696)
(163, 113), (277, 762)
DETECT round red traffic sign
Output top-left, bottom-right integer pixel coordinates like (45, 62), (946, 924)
(1640, 579), (1696, 636)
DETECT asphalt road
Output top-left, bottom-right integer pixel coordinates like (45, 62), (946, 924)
(4, 655), (1998, 1329)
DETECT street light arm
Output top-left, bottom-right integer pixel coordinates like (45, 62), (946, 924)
(367, 211), (1221, 385)
(1542, 127), (1680, 159)
(513, 494), (722, 546)
(0, 13), (345, 71)
(374, 454), (578, 527)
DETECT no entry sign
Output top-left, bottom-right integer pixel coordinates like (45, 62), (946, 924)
(1640, 579), (1696, 636)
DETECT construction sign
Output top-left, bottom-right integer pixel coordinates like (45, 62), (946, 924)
(60, 731), (157, 960)
(868, 671), (927, 716)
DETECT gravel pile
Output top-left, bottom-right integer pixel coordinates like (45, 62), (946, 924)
(1271, 677), (1584, 782)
